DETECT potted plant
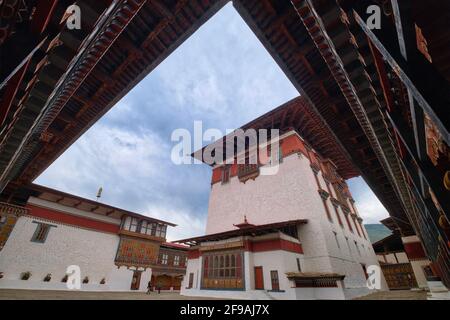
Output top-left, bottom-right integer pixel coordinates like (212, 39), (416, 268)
(82, 276), (89, 284)
(43, 274), (52, 282)
(100, 278), (106, 284)
(20, 271), (31, 280)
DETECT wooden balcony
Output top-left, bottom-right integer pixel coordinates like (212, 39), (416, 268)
(237, 164), (260, 183)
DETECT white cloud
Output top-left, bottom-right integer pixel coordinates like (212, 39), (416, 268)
(153, 3), (298, 127)
(144, 204), (206, 242)
(353, 196), (390, 224)
(35, 124), (169, 200)
(36, 122), (208, 240)
(347, 177), (390, 224)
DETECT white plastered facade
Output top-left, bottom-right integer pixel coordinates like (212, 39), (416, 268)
(182, 132), (387, 299)
(0, 198), (151, 292)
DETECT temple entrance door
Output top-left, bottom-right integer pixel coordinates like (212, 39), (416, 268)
(254, 266), (264, 290)
(381, 263), (417, 289)
(130, 271), (142, 290)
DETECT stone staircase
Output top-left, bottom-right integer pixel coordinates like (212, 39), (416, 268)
(427, 281), (450, 300)
(241, 290), (276, 300)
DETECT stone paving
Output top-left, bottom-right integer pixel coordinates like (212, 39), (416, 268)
(354, 289), (428, 300)
(0, 289), (217, 300)
(0, 289), (428, 300)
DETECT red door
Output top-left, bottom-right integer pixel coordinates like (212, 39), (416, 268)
(130, 271), (141, 290)
(254, 266), (264, 290)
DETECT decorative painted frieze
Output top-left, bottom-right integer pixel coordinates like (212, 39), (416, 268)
(114, 237), (160, 269)
(0, 202), (28, 251)
(0, 202), (28, 216)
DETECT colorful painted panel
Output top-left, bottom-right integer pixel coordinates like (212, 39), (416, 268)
(115, 237), (160, 268)
(0, 214), (18, 251)
(0, 202), (26, 251)
(201, 250), (244, 290)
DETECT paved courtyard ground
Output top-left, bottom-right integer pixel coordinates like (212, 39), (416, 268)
(0, 289), (216, 300)
(0, 289), (427, 300)
(354, 289), (427, 300)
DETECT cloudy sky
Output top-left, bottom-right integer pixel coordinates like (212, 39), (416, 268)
(35, 3), (389, 241)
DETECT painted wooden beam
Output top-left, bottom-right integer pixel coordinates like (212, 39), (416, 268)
(352, 7), (450, 145)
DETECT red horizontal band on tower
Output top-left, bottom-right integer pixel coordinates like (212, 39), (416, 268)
(26, 204), (119, 234)
(246, 238), (303, 254)
(186, 239), (303, 260)
(188, 249), (200, 259)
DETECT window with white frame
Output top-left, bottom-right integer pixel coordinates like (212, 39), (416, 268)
(161, 254), (168, 265)
(333, 231), (340, 249)
(31, 222), (54, 243)
(122, 216), (131, 230)
(345, 237), (352, 254)
(354, 241), (361, 255)
(140, 220), (152, 235)
(154, 224), (167, 238)
(129, 217), (139, 232)
(155, 224), (162, 237)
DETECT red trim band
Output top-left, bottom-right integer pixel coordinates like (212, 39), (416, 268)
(26, 204), (119, 234)
(404, 242), (426, 260)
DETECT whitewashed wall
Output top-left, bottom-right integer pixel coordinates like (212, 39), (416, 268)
(207, 152), (322, 234)
(203, 141), (387, 298)
(0, 215), (147, 291)
(410, 259), (430, 289)
(180, 256), (200, 294)
(252, 250), (302, 299)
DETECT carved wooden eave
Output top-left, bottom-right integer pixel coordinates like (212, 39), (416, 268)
(1, 0), (448, 286)
(150, 266), (186, 277)
(114, 262), (150, 271)
(0, 0), (230, 200)
(0, 202), (28, 216)
(118, 229), (165, 242)
(285, 272), (345, 281)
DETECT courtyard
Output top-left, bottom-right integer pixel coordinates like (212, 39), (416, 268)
(0, 289), (212, 300)
(354, 290), (428, 300)
(0, 289), (427, 300)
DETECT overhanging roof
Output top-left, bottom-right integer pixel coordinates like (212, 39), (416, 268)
(193, 96), (359, 179)
(175, 219), (307, 246)
(285, 272), (345, 280)
(372, 233), (405, 254)
(2, 1), (448, 239)
(25, 183), (176, 226)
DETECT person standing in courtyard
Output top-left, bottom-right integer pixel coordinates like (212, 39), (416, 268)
(146, 280), (153, 294)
